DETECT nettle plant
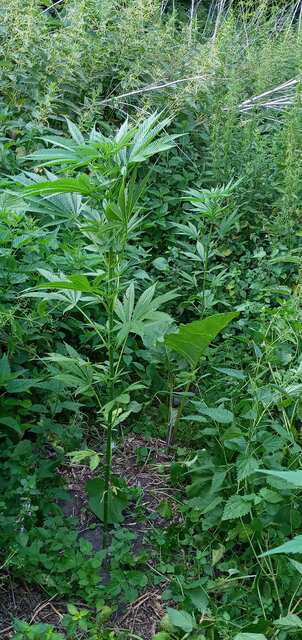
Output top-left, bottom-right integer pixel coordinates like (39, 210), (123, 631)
(18, 114), (237, 531)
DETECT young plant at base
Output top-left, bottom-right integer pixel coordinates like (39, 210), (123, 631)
(175, 179), (242, 317)
(164, 312), (238, 445)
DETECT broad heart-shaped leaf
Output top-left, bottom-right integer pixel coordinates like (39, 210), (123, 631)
(86, 476), (130, 524)
(258, 469), (302, 488)
(166, 608), (194, 633)
(260, 535), (302, 557)
(165, 312), (238, 368)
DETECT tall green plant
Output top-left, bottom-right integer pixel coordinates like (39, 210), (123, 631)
(20, 113), (178, 531)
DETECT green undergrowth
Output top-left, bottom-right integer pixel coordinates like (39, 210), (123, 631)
(1, 1), (302, 640)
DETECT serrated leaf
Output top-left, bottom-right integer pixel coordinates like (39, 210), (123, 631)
(185, 587), (208, 613)
(23, 175), (96, 196)
(222, 494), (254, 521)
(259, 488), (283, 504)
(0, 354), (11, 384)
(7, 378), (41, 393)
(236, 456), (259, 481)
(198, 405), (234, 424)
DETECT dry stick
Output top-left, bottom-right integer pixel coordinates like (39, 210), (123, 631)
(0, 625), (13, 634)
(42, 0), (64, 13)
(212, 0), (228, 41)
(188, 0), (196, 43)
(299, 0), (302, 31)
(239, 98), (295, 112)
(98, 75), (207, 105)
(29, 594), (59, 624)
(236, 78), (299, 112)
(160, 0), (170, 14)
(288, 0), (302, 28)
(50, 603), (63, 620)
(239, 78), (298, 107)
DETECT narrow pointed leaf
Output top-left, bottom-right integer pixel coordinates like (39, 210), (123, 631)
(23, 176), (97, 196)
(258, 469), (302, 488)
(260, 535), (302, 557)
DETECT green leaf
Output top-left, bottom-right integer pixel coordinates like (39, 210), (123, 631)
(65, 118), (85, 145)
(67, 604), (79, 616)
(214, 367), (246, 380)
(153, 257), (169, 272)
(198, 405), (234, 424)
(158, 500), (172, 519)
(259, 488), (283, 504)
(0, 353), (11, 384)
(274, 614), (302, 629)
(0, 416), (23, 435)
(34, 272), (102, 296)
(7, 378), (41, 393)
(212, 544), (225, 566)
(289, 558), (302, 574)
(115, 282), (176, 344)
(86, 477), (129, 524)
(236, 456), (259, 481)
(126, 112), (180, 165)
(234, 635), (267, 640)
(222, 494), (254, 520)
(165, 312), (238, 368)
(185, 586), (209, 613)
(23, 175), (96, 196)
(260, 535), (302, 557)
(258, 469), (302, 488)
(66, 450), (101, 470)
(166, 608), (194, 633)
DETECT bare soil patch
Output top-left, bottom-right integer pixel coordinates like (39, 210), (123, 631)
(0, 436), (177, 639)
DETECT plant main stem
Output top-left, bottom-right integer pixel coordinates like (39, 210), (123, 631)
(103, 249), (116, 538)
(167, 379), (191, 446)
(201, 224), (212, 318)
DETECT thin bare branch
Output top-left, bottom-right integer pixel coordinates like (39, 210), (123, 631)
(98, 75), (207, 105)
(42, 0), (64, 14)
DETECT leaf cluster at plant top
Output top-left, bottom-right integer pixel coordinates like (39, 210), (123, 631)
(1, 1), (302, 640)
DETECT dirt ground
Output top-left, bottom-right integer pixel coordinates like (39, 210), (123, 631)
(0, 436), (177, 639)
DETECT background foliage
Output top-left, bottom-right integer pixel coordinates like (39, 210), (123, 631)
(1, 1), (302, 639)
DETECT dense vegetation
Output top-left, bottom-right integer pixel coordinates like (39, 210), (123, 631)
(1, 1), (302, 639)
